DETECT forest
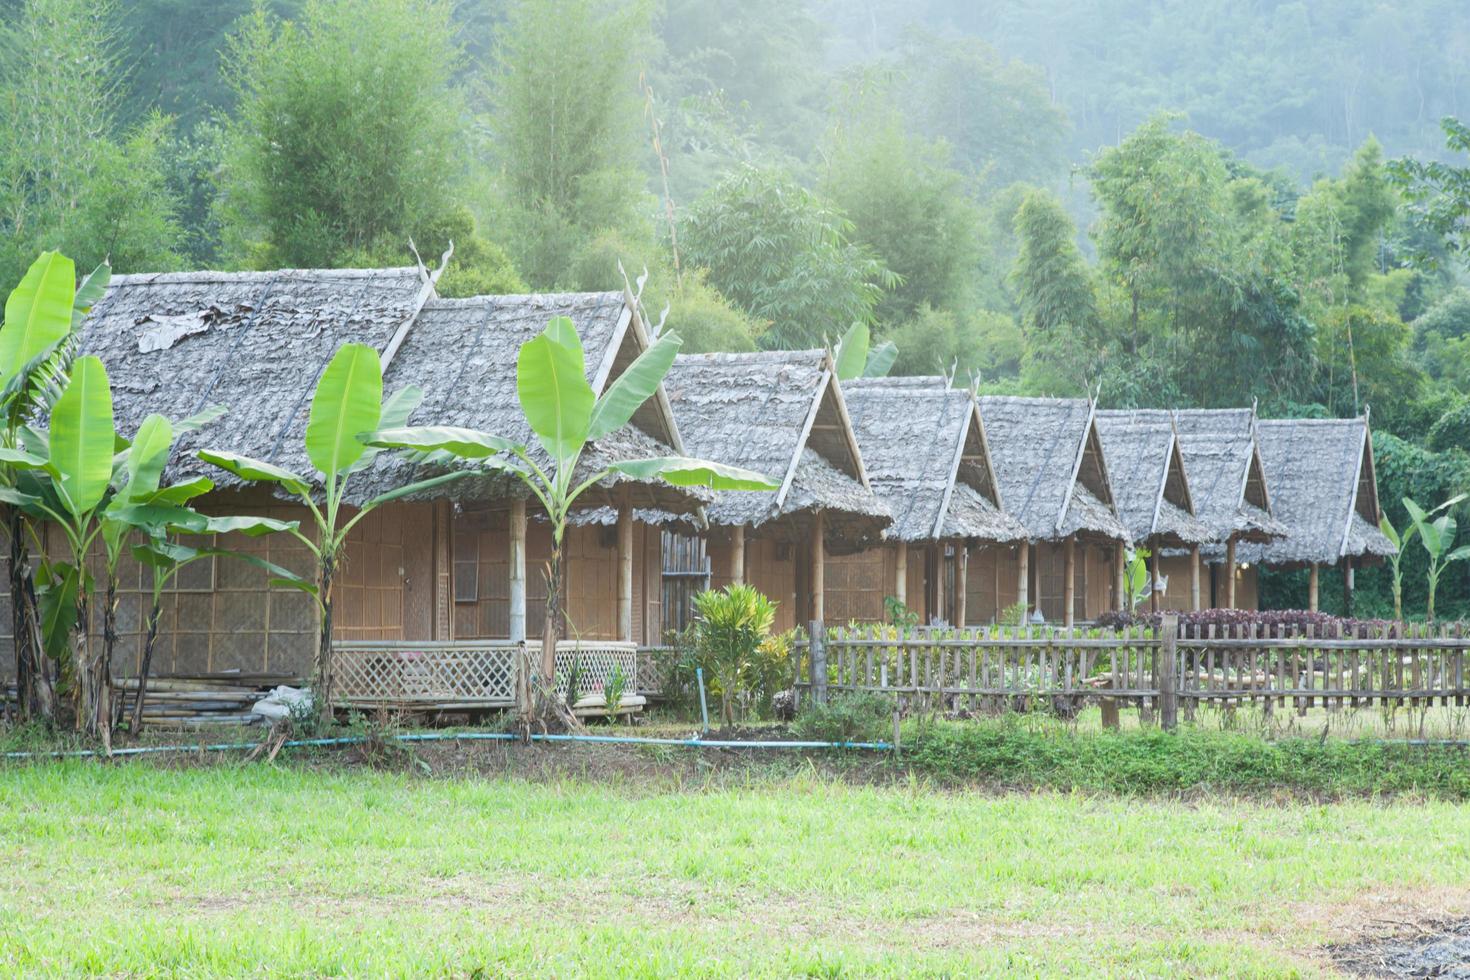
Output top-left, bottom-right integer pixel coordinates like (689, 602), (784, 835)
(4, 0), (1470, 617)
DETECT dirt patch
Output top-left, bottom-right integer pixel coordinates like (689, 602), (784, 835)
(1332, 919), (1470, 977)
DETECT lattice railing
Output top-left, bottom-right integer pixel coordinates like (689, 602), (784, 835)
(332, 640), (639, 708)
(335, 642), (517, 707)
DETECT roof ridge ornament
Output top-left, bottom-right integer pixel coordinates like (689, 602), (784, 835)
(378, 239), (452, 372)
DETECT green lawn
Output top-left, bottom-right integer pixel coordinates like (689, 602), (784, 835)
(3, 755), (1470, 977)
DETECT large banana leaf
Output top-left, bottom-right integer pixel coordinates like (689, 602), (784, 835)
(347, 384), (422, 475)
(587, 331), (681, 441)
(197, 450), (309, 495)
(362, 470), (476, 508)
(105, 503), (210, 534)
(0, 251), (75, 388)
(197, 514), (301, 537)
(124, 414), (173, 502)
(864, 341), (897, 378)
(364, 425), (523, 459)
(608, 456), (777, 490)
(306, 343), (382, 478)
(833, 322), (869, 382)
(35, 560), (79, 661)
(143, 476), (214, 506)
(49, 355), (115, 516)
(518, 320), (593, 462)
(70, 261), (111, 329)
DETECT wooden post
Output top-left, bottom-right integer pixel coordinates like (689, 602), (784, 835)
(1308, 563), (1320, 612)
(1159, 611), (1179, 731)
(508, 497), (527, 644)
(730, 525), (745, 585)
(810, 509), (825, 623)
(1063, 537), (1076, 627)
(1115, 545), (1126, 611)
(932, 545), (944, 623)
(1190, 545), (1201, 612)
(1225, 538), (1237, 609)
(809, 619), (827, 704)
(955, 545), (968, 628)
(1149, 547), (1160, 613)
(616, 498), (633, 643)
(1017, 542), (1030, 618)
(1343, 558), (1355, 617)
(894, 541), (908, 608)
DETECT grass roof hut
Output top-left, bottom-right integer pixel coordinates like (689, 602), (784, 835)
(973, 396), (1130, 625)
(1095, 409), (1213, 612)
(1237, 414), (1393, 612)
(69, 269), (708, 696)
(663, 350), (890, 630)
(840, 377), (1025, 625)
(1172, 408), (1286, 608)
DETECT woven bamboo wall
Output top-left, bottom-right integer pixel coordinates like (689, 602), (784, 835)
(1086, 543), (1118, 616)
(964, 543), (1022, 625)
(823, 547), (889, 625)
(1159, 554), (1196, 611)
(746, 537), (798, 632)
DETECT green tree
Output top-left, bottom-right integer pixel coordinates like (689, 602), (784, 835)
(1009, 189), (1097, 392)
(488, 0), (655, 288)
(1391, 117), (1470, 263)
(0, 0), (182, 292)
(661, 272), (762, 353)
(820, 94), (980, 323)
(219, 0), (481, 270)
(681, 165), (896, 348)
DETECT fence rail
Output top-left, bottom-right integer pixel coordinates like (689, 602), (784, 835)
(799, 618), (1470, 723)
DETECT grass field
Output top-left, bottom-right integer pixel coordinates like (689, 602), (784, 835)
(3, 750), (1470, 977)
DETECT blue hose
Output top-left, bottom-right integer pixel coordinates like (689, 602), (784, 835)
(2, 729), (894, 760)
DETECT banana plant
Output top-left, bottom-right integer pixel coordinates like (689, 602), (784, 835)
(833, 321), (897, 381)
(1379, 514), (1422, 621)
(0, 250), (109, 723)
(365, 316), (775, 729)
(1123, 546), (1151, 611)
(1404, 494), (1470, 621)
(198, 342), (470, 726)
(128, 512), (302, 733)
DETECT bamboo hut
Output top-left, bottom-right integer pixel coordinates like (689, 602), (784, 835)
(1172, 408), (1287, 609)
(1095, 410), (1212, 613)
(834, 377), (1026, 626)
(662, 350), (891, 632)
(1236, 414), (1392, 612)
(5, 269), (709, 703)
(971, 396), (1131, 625)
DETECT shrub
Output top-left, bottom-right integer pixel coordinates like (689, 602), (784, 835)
(689, 584), (778, 725)
(791, 691), (892, 744)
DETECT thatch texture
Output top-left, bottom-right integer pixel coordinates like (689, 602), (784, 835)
(975, 396), (1129, 542)
(1238, 416), (1393, 566)
(1095, 410), (1211, 546)
(80, 267), (425, 490)
(1172, 409), (1286, 545)
(663, 351), (890, 546)
(843, 377), (1024, 543)
(83, 273), (707, 515)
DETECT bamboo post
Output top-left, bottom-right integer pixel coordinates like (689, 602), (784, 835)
(809, 619), (827, 704)
(1308, 563), (1320, 613)
(955, 544), (968, 628)
(1190, 545), (1201, 611)
(1114, 544), (1125, 611)
(730, 525), (745, 586)
(1342, 558), (1355, 617)
(810, 509), (825, 623)
(1149, 547), (1160, 613)
(894, 540), (908, 608)
(1225, 538), (1237, 609)
(617, 497), (633, 643)
(1159, 612), (1179, 730)
(1063, 538), (1076, 627)
(508, 497), (527, 644)
(1017, 542), (1030, 618)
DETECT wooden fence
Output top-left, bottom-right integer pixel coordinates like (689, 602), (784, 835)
(799, 616), (1470, 728)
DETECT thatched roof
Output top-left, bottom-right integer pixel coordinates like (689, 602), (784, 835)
(1172, 408), (1285, 547)
(974, 396), (1129, 543)
(1236, 416), (1393, 567)
(80, 270), (707, 515)
(843, 377), (1024, 543)
(1095, 409), (1212, 547)
(663, 350), (890, 548)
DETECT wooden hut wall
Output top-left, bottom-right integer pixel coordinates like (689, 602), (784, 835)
(1158, 554), (1196, 611)
(336, 503), (436, 643)
(1207, 563), (1260, 610)
(963, 543), (1021, 625)
(823, 547), (889, 624)
(1034, 542), (1086, 623)
(1085, 543), (1118, 616)
(747, 538), (799, 633)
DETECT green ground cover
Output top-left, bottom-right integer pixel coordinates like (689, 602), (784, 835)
(3, 748), (1469, 977)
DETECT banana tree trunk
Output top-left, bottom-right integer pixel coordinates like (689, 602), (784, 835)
(103, 577), (119, 735)
(72, 592), (112, 751)
(131, 600), (162, 734)
(539, 542), (564, 692)
(8, 509), (52, 722)
(314, 553), (336, 727)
